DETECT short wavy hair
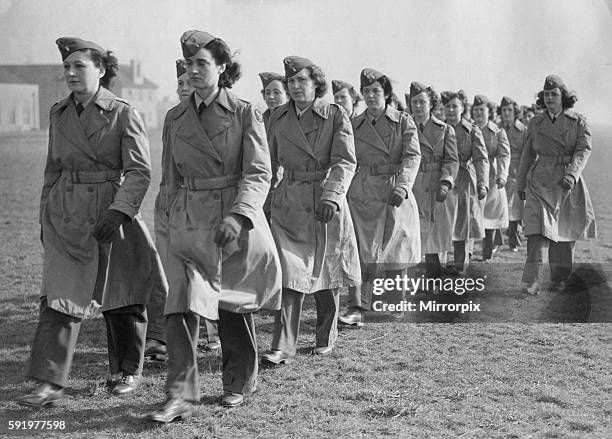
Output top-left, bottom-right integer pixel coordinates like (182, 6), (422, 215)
(87, 49), (118, 90)
(441, 90), (469, 117)
(347, 87), (363, 106)
(283, 65), (328, 98)
(205, 38), (242, 88)
(497, 101), (521, 121)
(471, 100), (497, 121)
(407, 87), (439, 114)
(535, 88), (578, 110)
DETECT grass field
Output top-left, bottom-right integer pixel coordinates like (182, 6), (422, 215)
(0, 126), (610, 438)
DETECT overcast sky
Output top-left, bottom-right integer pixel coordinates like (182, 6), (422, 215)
(1, 0), (611, 123)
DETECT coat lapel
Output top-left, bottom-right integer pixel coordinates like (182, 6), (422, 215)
(535, 113), (566, 150)
(84, 88), (113, 139)
(173, 97), (223, 163)
(55, 96), (100, 163)
(354, 112), (389, 155)
(419, 118), (435, 154)
(278, 104), (317, 159)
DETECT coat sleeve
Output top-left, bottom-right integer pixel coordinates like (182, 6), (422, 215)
(108, 106), (152, 219)
(440, 124), (459, 187)
(470, 125), (489, 189)
(566, 115), (592, 182)
(496, 128), (511, 182)
(394, 114), (421, 195)
(517, 122), (536, 192)
(320, 106), (356, 209)
(39, 110), (61, 225)
(229, 104), (272, 228)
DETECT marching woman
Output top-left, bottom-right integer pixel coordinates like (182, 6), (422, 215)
(259, 71), (288, 130)
(472, 95), (510, 262)
(408, 82), (458, 283)
(517, 75), (596, 294)
(18, 37), (165, 407)
(147, 30), (282, 421)
(332, 79), (362, 118)
(441, 90), (489, 274)
(339, 69), (421, 326)
(498, 96), (527, 252)
(261, 56), (360, 364)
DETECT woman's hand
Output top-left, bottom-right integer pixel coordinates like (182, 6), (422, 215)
(214, 214), (244, 247)
(477, 185), (488, 200)
(436, 182), (451, 203)
(558, 174), (575, 190)
(388, 187), (407, 207)
(93, 209), (129, 243)
(315, 200), (338, 223)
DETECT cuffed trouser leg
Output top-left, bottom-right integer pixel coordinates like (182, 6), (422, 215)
(271, 288), (304, 357)
(203, 318), (220, 343)
(483, 229), (494, 260)
(145, 287), (166, 344)
(218, 310), (257, 395)
(425, 253), (442, 278)
(348, 266), (373, 311)
(103, 304), (147, 376)
(549, 240), (575, 282)
(508, 221), (522, 248)
(165, 312), (200, 402)
(522, 234), (548, 284)
(314, 289), (340, 348)
(27, 296), (81, 388)
(453, 240), (466, 271)
(493, 229), (504, 247)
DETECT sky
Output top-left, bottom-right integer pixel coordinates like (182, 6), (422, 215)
(1, 0), (611, 123)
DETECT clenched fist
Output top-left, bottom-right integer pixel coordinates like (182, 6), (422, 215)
(436, 182), (451, 203)
(315, 200), (338, 223)
(558, 174), (575, 190)
(389, 187), (407, 207)
(93, 209), (129, 243)
(477, 185), (488, 200)
(214, 214), (245, 247)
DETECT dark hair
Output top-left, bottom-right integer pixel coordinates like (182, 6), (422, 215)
(497, 101), (521, 121)
(471, 100), (497, 121)
(260, 80), (288, 98)
(347, 87), (363, 105)
(407, 86), (439, 114)
(283, 65), (328, 98)
(535, 89), (577, 110)
(360, 76), (394, 106)
(389, 93), (405, 112)
(205, 38), (242, 88)
(441, 90), (469, 117)
(88, 49), (118, 89)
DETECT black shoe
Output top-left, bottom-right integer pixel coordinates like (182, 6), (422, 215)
(144, 339), (167, 361)
(146, 398), (192, 423)
(338, 308), (364, 327)
(522, 282), (541, 295)
(312, 346), (333, 356)
(204, 340), (221, 351)
(16, 383), (64, 408)
(221, 391), (244, 408)
(261, 350), (292, 366)
(112, 373), (142, 395)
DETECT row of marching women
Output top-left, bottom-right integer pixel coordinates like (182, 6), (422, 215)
(17, 28), (595, 424)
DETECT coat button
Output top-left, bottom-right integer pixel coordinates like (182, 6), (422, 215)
(88, 186), (94, 192)
(177, 163), (183, 168)
(213, 193), (221, 200)
(66, 186), (73, 192)
(64, 217), (71, 223)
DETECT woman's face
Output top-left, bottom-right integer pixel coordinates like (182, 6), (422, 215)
(472, 104), (489, 126)
(433, 103), (445, 121)
(287, 68), (317, 107)
(176, 72), (193, 101)
(263, 80), (288, 110)
(500, 104), (515, 125)
(444, 98), (463, 124)
(63, 50), (104, 97)
(410, 91), (431, 120)
(524, 110), (535, 123)
(334, 88), (354, 116)
(543, 88), (562, 114)
(185, 47), (225, 92)
(362, 81), (386, 112)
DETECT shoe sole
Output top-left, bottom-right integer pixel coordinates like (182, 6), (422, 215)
(261, 357), (292, 366)
(146, 354), (168, 361)
(17, 399), (61, 408)
(147, 411), (191, 423)
(338, 318), (364, 327)
(221, 400), (244, 408)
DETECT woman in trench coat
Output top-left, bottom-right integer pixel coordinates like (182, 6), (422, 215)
(17, 37), (165, 408)
(261, 56), (360, 365)
(408, 82), (458, 285)
(472, 95), (510, 262)
(338, 69), (421, 326)
(441, 90), (489, 274)
(332, 79), (362, 119)
(146, 30), (282, 422)
(517, 75), (596, 294)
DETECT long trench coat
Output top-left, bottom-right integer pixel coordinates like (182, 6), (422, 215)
(501, 119), (527, 222)
(481, 120), (510, 229)
(450, 119), (489, 241)
(412, 116), (459, 254)
(347, 106), (421, 270)
(517, 110), (596, 241)
(40, 87), (166, 319)
(268, 99), (361, 293)
(154, 111), (176, 267)
(162, 89), (282, 319)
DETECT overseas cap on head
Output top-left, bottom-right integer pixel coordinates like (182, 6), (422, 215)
(500, 96), (516, 107)
(259, 72), (284, 89)
(543, 74), (568, 93)
(360, 68), (385, 88)
(176, 59), (186, 78)
(56, 37), (105, 61)
(181, 30), (216, 58)
(409, 81), (428, 98)
(441, 90), (466, 105)
(283, 56), (316, 78)
(332, 79), (354, 95)
(473, 94), (491, 107)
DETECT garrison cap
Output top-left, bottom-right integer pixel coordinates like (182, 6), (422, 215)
(176, 59), (186, 78)
(440, 89), (467, 105)
(360, 68), (385, 88)
(500, 96), (516, 107)
(259, 72), (284, 89)
(283, 56), (316, 78)
(543, 74), (568, 93)
(409, 81), (428, 98)
(181, 30), (216, 58)
(472, 94), (491, 107)
(56, 37), (104, 61)
(332, 79), (354, 95)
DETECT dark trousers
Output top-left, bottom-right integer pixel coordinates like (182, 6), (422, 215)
(424, 254), (442, 278)
(347, 268), (407, 310)
(165, 310), (256, 401)
(27, 297), (146, 387)
(452, 241), (467, 271)
(145, 286), (166, 344)
(508, 220), (522, 248)
(482, 229), (503, 260)
(522, 234), (575, 284)
(203, 318), (220, 343)
(271, 288), (339, 357)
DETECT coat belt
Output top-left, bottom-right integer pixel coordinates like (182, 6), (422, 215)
(419, 161), (440, 172)
(360, 163), (402, 176)
(284, 169), (328, 182)
(537, 155), (572, 164)
(61, 169), (122, 184)
(182, 174), (241, 190)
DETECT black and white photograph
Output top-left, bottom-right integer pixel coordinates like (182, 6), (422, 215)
(1, 0), (611, 437)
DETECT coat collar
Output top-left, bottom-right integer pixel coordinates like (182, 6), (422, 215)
(54, 87), (117, 112)
(172, 88), (237, 120)
(352, 109), (390, 155)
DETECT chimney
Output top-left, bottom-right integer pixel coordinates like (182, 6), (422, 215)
(130, 60), (144, 85)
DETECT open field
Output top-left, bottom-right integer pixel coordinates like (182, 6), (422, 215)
(0, 126), (611, 438)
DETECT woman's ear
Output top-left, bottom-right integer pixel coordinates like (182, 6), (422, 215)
(98, 65), (106, 79)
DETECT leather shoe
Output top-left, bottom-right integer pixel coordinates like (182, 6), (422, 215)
(550, 280), (568, 293)
(312, 346), (333, 356)
(204, 340), (221, 351)
(261, 350), (292, 365)
(112, 373), (141, 395)
(144, 339), (167, 361)
(221, 391), (244, 408)
(146, 398), (192, 423)
(338, 308), (364, 327)
(522, 282), (541, 295)
(17, 382), (64, 408)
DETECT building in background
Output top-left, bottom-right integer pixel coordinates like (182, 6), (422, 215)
(0, 61), (157, 132)
(0, 67), (40, 133)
